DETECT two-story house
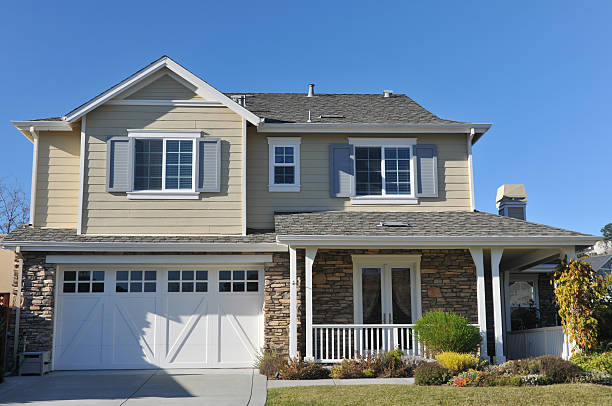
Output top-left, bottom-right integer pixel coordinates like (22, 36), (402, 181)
(4, 56), (598, 371)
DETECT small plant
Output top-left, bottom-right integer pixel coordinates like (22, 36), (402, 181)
(413, 311), (482, 354)
(574, 369), (612, 385)
(498, 356), (582, 384)
(435, 352), (480, 373)
(571, 351), (612, 374)
(330, 358), (366, 379)
(278, 358), (330, 380)
(520, 374), (549, 386)
(254, 349), (285, 378)
(414, 362), (452, 385)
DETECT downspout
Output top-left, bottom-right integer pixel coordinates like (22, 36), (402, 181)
(467, 128), (475, 212)
(12, 246), (23, 371)
(29, 127), (39, 226)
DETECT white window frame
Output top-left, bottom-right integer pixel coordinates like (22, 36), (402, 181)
(127, 130), (201, 199)
(508, 273), (540, 310)
(352, 254), (422, 324)
(267, 137), (301, 192)
(348, 138), (417, 205)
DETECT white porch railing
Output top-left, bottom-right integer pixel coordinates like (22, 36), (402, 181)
(507, 326), (570, 360)
(312, 324), (424, 363)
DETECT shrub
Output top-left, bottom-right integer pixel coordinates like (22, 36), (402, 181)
(330, 358), (368, 379)
(435, 352), (480, 373)
(499, 356), (582, 384)
(278, 359), (330, 380)
(482, 374), (522, 387)
(254, 349), (285, 378)
(414, 311), (482, 354)
(520, 374), (549, 386)
(414, 362), (452, 385)
(571, 351), (612, 374)
(575, 370), (612, 385)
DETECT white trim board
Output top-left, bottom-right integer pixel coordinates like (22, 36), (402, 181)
(3, 241), (288, 252)
(46, 254), (273, 264)
(258, 123), (491, 134)
(77, 116), (86, 234)
(63, 56), (261, 125)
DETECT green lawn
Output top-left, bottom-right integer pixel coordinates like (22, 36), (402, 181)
(266, 384), (612, 406)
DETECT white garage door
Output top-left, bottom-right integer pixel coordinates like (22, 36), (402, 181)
(54, 266), (264, 370)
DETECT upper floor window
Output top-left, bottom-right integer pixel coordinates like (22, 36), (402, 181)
(349, 138), (416, 203)
(268, 137), (301, 192)
(107, 130), (221, 199)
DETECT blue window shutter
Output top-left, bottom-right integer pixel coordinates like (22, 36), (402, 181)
(106, 136), (132, 192)
(197, 138), (221, 192)
(414, 144), (438, 197)
(329, 144), (355, 197)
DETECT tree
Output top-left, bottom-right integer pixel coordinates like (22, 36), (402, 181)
(602, 223), (612, 241)
(0, 178), (29, 234)
(553, 257), (607, 353)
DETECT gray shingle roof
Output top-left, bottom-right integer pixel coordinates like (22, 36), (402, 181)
(274, 211), (596, 238)
(225, 93), (465, 125)
(3, 225), (277, 244)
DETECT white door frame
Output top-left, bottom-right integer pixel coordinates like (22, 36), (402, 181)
(352, 255), (422, 324)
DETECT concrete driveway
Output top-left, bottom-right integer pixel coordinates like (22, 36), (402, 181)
(0, 369), (267, 406)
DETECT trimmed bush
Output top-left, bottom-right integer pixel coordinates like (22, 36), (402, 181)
(498, 356), (582, 384)
(435, 352), (480, 373)
(278, 359), (330, 380)
(254, 349), (285, 378)
(571, 351), (612, 374)
(413, 311), (482, 354)
(414, 362), (452, 385)
(330, 358), (368, 379)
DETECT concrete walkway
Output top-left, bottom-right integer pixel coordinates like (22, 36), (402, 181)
(0, 369), (267, 406)
(268, 377), (414, 388)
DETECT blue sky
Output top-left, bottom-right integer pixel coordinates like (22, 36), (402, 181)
(1, 1), (610, 235)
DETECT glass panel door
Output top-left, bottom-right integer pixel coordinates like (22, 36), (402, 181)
(390, 268), (412, 324)
(361, 268), (382, 324)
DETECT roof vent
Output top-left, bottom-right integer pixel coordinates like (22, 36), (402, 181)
(231, 94), (247, 107)
(307, 83), (315, 97)
(377, 221), (410, 227)
(383, 90), (393, 98)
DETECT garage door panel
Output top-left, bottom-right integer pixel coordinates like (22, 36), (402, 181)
(164, 296), (210, 366)
(55, 268), (263, 370)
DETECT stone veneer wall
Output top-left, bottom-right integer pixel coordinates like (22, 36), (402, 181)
(311, 249), (478, 327)
(538, 272), (558, 327)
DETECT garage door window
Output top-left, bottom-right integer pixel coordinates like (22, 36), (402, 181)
(168, 270), (208, 293)
(63, 271), (104, 293)
(116, 270), (157, 293)
(219, 270), (259, 293)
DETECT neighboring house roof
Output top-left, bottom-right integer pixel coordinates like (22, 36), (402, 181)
(13, 56), (490, 138)
(274, 211), (598, 243)
(584, 254), (612, 274)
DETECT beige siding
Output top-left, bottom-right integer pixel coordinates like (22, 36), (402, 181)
(126, 73), (203, 100)
(246, 131), (471, 230)
(35, 129), (81, 228)
(83, 105), (243, 235)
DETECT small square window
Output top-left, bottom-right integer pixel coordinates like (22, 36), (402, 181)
(182, 282), (194, 292)
(168, 271), (180, 281)
(182, 271), (194, 280)
(64, 271), (76, 281)
(196, 271), (208, 280)
(233, 282), (245, 292)
(196, 282), (207, 292)
(131, 271), (143, 281)
(130, 282), (142, 292)
(145, 271), (157, 281)
(247, 282), (258, 292)
(116, 282), (128, 293)
(168, 282), (180, 292)
(92, 271), (105, 281)
(247, 271), (258, 281)
(219, 271), (231, 280)
(219, 282), (231, 292)
(78, 283), (90, 293)
(117, 271), (129, 281)
(233, 270), (245, 280)
(144, 282), (156, 292)
(63, 283), (76, 293)
(78, 271), (91, 281)
(92, 283), (104, 293)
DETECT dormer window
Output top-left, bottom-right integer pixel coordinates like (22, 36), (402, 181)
(267, 137), (301, 192)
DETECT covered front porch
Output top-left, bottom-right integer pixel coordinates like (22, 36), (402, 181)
(282, 244), (583, 363)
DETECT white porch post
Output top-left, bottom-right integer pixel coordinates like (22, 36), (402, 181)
(469, 248), (488, 360)
(305, 247), (317, 361)
(491, 248), (506, 363)
(289, 247), (298, 359)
